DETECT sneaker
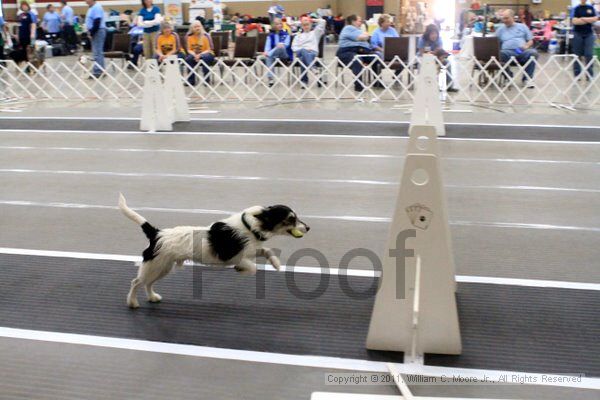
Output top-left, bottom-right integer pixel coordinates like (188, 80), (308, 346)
(447, 87), (459, 93)
(268, 79), (274, 88)
(523, 79), (535, 89)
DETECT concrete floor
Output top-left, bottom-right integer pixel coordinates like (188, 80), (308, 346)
(0, 110), (598, 399)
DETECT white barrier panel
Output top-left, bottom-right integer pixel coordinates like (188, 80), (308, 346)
(407, 125), (456, 283)
(410, 54), (445, 136)
(164, 57), (190, 123)
(140, 60), (172, 132)
(366, 152), (461, 356)
(2, 55), (598, 108)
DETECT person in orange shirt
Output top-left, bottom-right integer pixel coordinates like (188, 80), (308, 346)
(155, 22), (183, 62)
(185, 20), (215, 85)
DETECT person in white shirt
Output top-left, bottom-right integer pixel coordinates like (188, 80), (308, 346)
(291, 17), (325, 86)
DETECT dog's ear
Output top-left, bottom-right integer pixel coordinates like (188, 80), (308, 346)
(255, 205), (293, 231)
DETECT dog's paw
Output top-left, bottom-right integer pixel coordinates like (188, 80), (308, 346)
(269, 256), (282, 271)
(127, 299), (140, 309)
(148, 293), (162, 303)
(235, 265), (257, 276)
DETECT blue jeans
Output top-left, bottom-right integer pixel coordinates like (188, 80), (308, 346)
(500, 48), (538, 80)
(572, 32), (595, 78)
(296, 49), (317, 83)
(337, 47), (379, 91)
(185, 53), (215, 85)
(91, 28), (106, 76)
(266, 47), (289, 79)
(129, 43), (143, 66)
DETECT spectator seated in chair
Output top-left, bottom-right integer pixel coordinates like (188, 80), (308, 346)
(496, 9), (538, 88)
(417, 24), (457, 92)
(370, 14), (399, 59)
(155, 22), (184, 63)
(336, 14), (381, 92)
(185, 20), (215, 86)
(291, 16), (325, 87)
(263, 18), (292, 87)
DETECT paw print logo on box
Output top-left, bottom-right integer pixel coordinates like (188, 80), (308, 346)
(405, 203), (433, 230)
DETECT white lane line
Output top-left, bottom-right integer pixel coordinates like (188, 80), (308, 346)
(0, 200), (598, 233)
(1, 116), (600, 131)
(1, 129), (600, 145)
(1, 169), (598, 193)
(1, 247), (599, 291)
(0, 146), (597, 166)
(0, 168), (391, 186)
(0, 327), (598, 390)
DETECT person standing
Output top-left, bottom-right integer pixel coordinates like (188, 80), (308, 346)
(137, 0), (162, 59)
(60, 0), (77, 53)
(85, 0), (106, 78)
(42, 4), (62, 40)
(18, 1), (38, 54)
(291, 17), (325, 86)
(571, 0), (598, 79)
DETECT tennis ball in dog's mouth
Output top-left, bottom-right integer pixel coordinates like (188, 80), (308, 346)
(290, 228), (304, 238)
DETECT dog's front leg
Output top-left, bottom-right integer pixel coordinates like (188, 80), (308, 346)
(258, 248), (281, 271)
(234, 258), (258, 276)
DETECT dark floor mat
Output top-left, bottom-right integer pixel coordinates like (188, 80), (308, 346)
(2, 119), (599, 141)
(0, 253), (598, 376)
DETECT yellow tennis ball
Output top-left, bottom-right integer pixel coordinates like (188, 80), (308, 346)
(290, 228), (304, 238)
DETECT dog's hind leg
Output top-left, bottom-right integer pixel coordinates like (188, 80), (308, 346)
(127, 274), (143, 309)
(234, 258), (258, 276)
(142, 258), (174, 303)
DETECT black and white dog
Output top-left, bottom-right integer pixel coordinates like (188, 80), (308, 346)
(118, 194), (309, 308)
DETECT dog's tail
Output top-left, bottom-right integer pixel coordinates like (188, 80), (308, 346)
(118, 193), (159, 241)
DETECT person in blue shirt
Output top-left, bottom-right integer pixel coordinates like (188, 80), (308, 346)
(85, 0), (106, 78)
(42, 4), (62, 39)
(60, 0), (77, 53)
(495, 9), (538, 88)
(137, 0), (162, 59)
(370, 14), (399, 59)
(262, 18), (292, 86)
(336, 14), (379, 92)
(571, 0), (598, 79)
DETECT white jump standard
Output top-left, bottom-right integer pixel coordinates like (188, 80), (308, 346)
(367, 55), (461, 361)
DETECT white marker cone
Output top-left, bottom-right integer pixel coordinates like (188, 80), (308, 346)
(140, 59), (172, 132)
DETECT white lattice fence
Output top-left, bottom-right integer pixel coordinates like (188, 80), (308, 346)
(1, 55), (598, 108)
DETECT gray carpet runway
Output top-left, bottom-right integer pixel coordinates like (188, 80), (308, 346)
(1, 253), (598, 377)
(0, 118), (598, 398)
